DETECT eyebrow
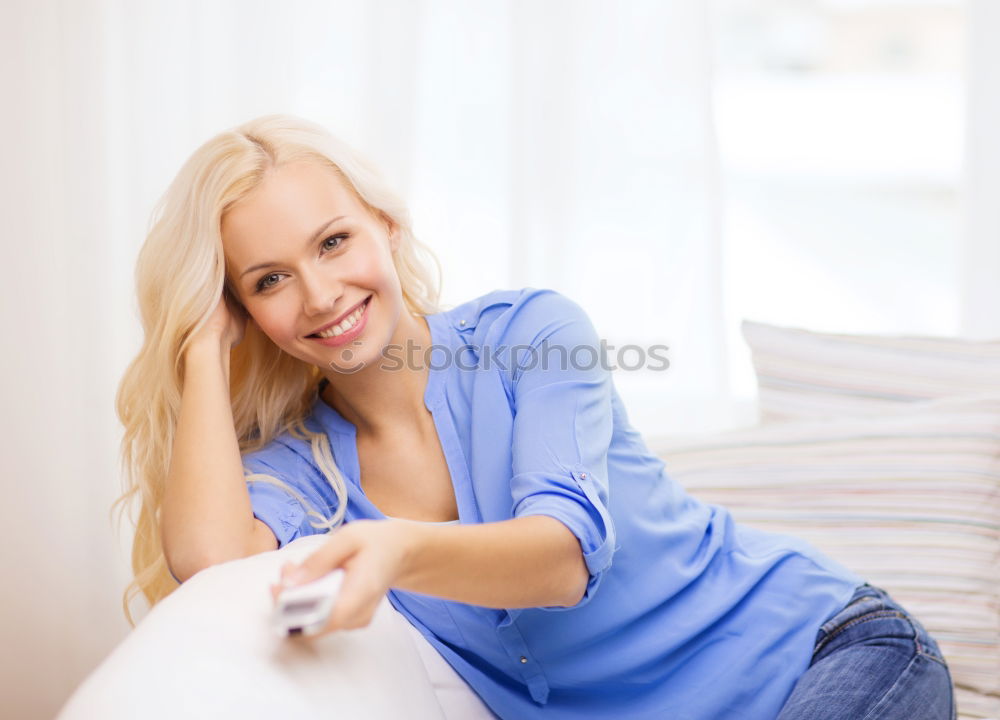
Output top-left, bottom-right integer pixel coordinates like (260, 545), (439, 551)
(239, 215), (348, 279)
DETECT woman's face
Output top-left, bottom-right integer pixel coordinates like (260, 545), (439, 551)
(222, 160), (405, 373)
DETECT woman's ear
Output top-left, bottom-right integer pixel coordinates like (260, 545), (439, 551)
(377, 211), (400, 253)
(387, 220), (400, 254)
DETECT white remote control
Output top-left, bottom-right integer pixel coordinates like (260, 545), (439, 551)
(271, 568), (346, 638)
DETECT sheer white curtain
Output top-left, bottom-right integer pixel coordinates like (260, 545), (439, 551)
(0, 2), (721, 718)
(380, 0), (728, 437)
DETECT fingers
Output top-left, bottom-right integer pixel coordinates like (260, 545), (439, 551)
(284, 531), (356, 586)
(323, 567), (381, 632)
(278, 562), (305, 585)
(272, 570), (380, 637)
(271, 526), (387, 636)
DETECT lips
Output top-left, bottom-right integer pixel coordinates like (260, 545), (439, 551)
(306, 296), (371, 338)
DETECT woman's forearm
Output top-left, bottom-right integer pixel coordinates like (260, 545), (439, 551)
(161, 341), (259, 582)
(393, 515), (589, 609)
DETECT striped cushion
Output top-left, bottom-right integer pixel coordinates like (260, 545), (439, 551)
(646, 395), (1000, 720)
(741, 319), (1000, 423)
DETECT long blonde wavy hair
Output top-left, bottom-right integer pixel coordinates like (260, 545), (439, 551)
(113, 114), (443, 627)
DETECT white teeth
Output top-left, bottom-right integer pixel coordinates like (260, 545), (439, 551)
(315, 300), (367, 339)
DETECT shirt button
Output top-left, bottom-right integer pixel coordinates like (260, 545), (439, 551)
(580, 473), (587, 478)
(520, 656), (528, 663)
(459, 319), (467, 326)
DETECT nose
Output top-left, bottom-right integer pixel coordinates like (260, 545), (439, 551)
(300, 268), (343, 318)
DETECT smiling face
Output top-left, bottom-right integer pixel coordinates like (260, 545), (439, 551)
(222, 160), (407, 373)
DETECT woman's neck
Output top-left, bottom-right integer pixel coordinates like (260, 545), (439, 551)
(319, 312), (433, 439)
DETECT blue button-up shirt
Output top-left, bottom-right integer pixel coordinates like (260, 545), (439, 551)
(242, 287), (865, 719)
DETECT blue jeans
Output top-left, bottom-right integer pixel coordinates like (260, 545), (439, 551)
(776, 583), (956, 720)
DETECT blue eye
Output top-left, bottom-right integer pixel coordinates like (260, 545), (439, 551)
(253, 234), (350, 294)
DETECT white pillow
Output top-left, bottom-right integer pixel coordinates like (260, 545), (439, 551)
(646, 395), (1000, 720)
(742, 319), (1000, 422)
(56, 535), (446, 720)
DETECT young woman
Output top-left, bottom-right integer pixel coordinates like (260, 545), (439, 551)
(115, 114), (956, 720)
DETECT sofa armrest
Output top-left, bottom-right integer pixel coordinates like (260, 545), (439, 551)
(57, 535), (446, 720)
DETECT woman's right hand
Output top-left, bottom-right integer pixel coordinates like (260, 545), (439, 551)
(188, 289), (248, 353)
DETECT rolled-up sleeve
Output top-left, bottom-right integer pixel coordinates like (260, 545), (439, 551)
(242, 444), (333, 549)
(507, 290), (617, 611)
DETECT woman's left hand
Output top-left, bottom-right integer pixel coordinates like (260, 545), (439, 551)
(269, 519), (418, 637)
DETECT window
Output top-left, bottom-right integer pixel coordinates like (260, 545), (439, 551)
(712, 0), (965, 398)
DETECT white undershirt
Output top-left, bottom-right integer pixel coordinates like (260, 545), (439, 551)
(383, 515), (497, 719)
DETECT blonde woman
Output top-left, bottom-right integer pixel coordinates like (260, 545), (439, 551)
(115, 114), (956, 719)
